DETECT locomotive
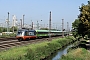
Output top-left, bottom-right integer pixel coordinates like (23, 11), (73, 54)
(16, 28), (67, 41)
(16, 29), (36, 41)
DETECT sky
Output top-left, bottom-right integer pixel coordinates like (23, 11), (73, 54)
(0, 0), (88, 30)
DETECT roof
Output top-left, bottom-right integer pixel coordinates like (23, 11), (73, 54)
(36, 30), (49, 32)
(35, 30), (64, 32)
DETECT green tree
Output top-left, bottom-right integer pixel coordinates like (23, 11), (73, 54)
(3, 28), (7, 32)
(72, 1), (90, 38)
(0, 27), (3, 33)
(72, 19), (81, 38)
(76, 1), (90, 38)
(10, 26), (17, 32)
(72, 19), (80, 29)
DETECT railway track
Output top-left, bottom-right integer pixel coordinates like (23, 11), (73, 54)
(0, 36), (62, 51)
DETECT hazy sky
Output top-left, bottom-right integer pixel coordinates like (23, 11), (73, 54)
(0, 0), (88, 30)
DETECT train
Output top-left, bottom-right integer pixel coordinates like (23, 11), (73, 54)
(16, 28), (67, 41)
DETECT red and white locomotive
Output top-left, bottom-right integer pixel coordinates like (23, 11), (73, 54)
(16, 29), (36, 41)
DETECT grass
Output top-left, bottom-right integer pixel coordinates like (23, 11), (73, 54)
(61, 48), (90, 60)
(0, 46), (28, 60)
(0, 36), (75, 60)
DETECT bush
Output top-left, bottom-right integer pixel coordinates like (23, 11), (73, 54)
(0, 33), (16, 38)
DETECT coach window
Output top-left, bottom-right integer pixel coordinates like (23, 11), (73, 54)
(38, 32), (47, 34)
(43, 32), (48, 34)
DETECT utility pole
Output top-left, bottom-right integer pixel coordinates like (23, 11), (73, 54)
(37, 21), (39, 29)
(32, 22), (33, 30)
(37, 21), (38, 29)
(56, 24), (57, 30)
(67, 22), (69, 36)
(23, 15), (25, 28)
(20, 19), (22, 29)
(12, 15), (14, 33)
(7, 12), (9, 32)
(0, 23), (3, 32)
(62, 19), (64, 37)
(49, 11), (51, 38)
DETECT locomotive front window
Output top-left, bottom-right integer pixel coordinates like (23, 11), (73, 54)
(17, 31), (23, 36)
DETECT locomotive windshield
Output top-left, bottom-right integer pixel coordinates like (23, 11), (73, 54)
(17, 30), (24, 36)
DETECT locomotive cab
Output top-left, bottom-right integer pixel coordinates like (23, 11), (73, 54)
(16, 29), (26, 41)
(16, 29), (36, 41)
